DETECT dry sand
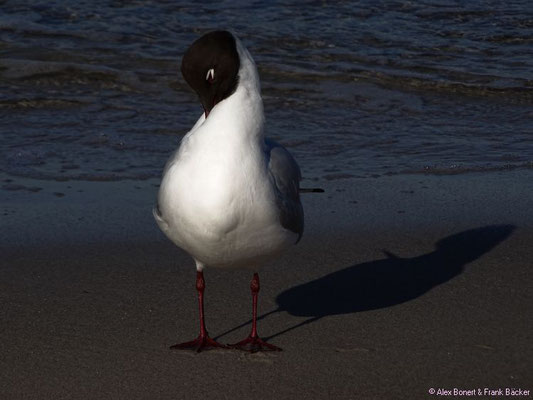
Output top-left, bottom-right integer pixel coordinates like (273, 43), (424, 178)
(1, 170), (532, 399)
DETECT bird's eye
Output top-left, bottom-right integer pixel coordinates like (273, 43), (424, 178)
(206, 68), (215, 82)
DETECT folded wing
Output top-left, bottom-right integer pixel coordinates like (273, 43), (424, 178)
(265, 138), (304, 243)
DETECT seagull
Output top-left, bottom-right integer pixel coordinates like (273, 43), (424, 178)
(153, 31), (304, 352)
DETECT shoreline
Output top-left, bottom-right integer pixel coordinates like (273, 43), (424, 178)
(2, 169), (532, 247)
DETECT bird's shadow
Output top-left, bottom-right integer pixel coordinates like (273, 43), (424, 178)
(216, 225), (515, 341)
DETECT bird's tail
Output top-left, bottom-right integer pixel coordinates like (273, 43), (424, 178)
(299, 188), (325, 193)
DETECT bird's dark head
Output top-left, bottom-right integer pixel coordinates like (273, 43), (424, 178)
(181, 30), (240, 118)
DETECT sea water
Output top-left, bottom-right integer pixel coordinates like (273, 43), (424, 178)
(1, 0), (531, 183)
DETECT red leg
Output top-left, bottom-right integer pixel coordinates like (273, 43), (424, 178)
(228, 273), (282, 352)
(170, 271), (227, 352)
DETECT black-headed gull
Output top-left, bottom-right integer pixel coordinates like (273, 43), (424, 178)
(154, 31), (303, 352)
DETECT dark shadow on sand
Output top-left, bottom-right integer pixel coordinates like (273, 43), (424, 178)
(216, 225), (515, 341)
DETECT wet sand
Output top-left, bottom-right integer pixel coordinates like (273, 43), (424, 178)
(1, 171), (532, 399)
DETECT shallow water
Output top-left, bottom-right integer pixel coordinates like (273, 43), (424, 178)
(1, 0), (532, 182)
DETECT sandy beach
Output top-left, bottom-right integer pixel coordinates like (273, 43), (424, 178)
(1, 170), (532, 399)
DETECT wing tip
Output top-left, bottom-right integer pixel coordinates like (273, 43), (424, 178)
(299, 188), (325, 193)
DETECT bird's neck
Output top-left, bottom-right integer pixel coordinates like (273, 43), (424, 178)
(219, 36), (264, 139)
(202, 70), (264, 141)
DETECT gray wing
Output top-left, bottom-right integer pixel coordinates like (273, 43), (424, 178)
(265, 138), (304, 243)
